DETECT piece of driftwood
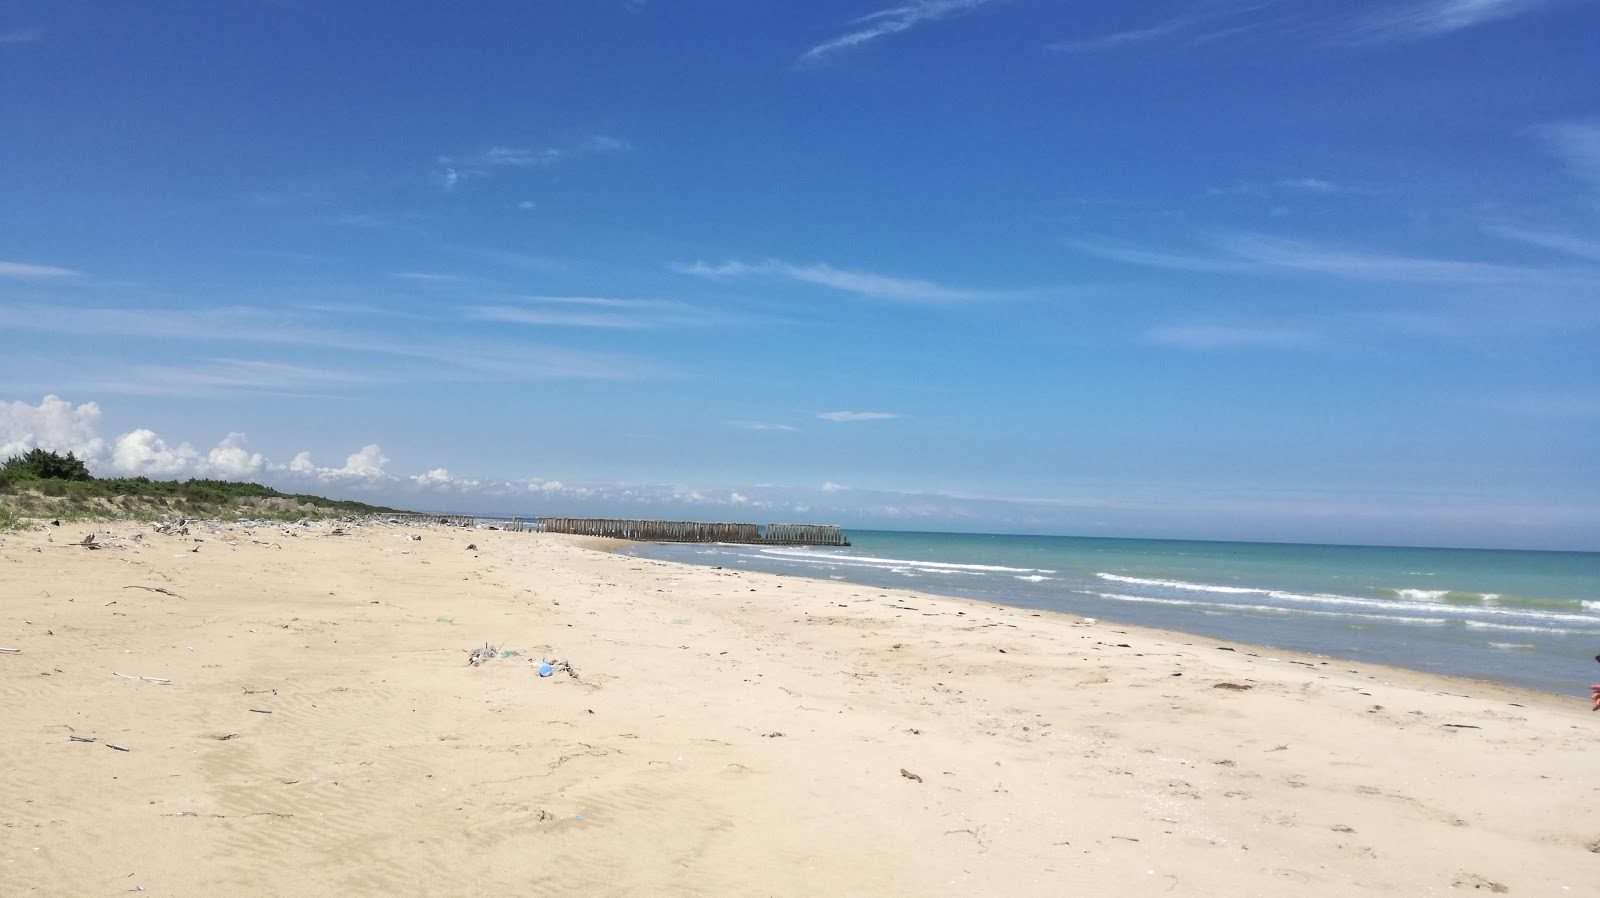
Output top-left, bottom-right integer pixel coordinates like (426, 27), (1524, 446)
(242, 687), (276, 695)
(900, 768), (923, 783)
(114, 673), (170, 684)
(107, 743), (130, 752)
(69, 735), (97, 743)
(0, 647), (20, 654)
(124, 586), (180, 598)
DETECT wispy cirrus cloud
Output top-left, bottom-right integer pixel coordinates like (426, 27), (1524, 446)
(1068, 232), (1600, 289)
(1536, 120), (1600, 194)
(1485, 225), (1600, 263)
(1347, 0), (1552, 42)
(670, 258), (1024, 302)
(471, 296), (719, 329)
(1146, 324), (1313, 350)
(0, 260), (80, 279)
(818, 411), (900, 422)
(801, 0), (997, 62)
(434, 135), (629, 189)
(0, 25), (44, 45)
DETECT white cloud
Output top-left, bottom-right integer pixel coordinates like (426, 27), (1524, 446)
(735, 422), (798, 432)
(821, 481), (846, 492)
(111, 429), (202, 477)
(0, 26), (44, 45)
(0, 395), (106, 461)
(802, 0), (996, 61)
(729, 491), (749, 504)
(1049, 12), (1205, 54)
(671, 258), (1020, 302)
(1351, 0), (1550, 41)
(0, 260), (79, 279)
(1146, 324), (1312, 350)
(818, 411), (900, 422)
(1069, 232), (1600, 289)
(1538, 120), (1600, 193)
(410, 467), (480, 490)
(472, 296), (717, 329)
(434, 136), (630, 189)
(203, 432), (266, 479)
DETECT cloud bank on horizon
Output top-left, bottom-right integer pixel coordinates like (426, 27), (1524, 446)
(1, 1), (1596, 549)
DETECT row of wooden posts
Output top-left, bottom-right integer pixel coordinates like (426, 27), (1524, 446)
(378, 513), (848, 546)
(528, 517), (849, 546)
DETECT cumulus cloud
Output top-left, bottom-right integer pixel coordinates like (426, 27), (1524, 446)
(0, 395), (106, 461)
(282, 444), (391, 484)
(111, 429), (202, 477)
(410, 467), (482, 491)
(821, 481), (846, 492)
(203, 432), (267, 479)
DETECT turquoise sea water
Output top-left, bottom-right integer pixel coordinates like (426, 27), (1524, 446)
(627, 530), (1600, 697)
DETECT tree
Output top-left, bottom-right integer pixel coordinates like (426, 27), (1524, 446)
(0, 448), (94, 481)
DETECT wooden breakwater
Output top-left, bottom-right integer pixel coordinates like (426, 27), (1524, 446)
(532, 517), (849, 546)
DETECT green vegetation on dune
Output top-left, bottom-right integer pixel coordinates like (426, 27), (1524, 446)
(0, 449), (404, 528)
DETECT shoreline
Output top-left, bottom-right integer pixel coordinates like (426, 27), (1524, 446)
(605, 539), (1586, 709)
(3, 521), (1595, 895)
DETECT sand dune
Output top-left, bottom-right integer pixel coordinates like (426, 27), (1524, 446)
(2, 521), (1595, 896)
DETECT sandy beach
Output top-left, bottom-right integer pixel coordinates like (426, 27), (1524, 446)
(2, 520), (1596, 897)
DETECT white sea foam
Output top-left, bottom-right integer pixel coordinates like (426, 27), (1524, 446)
(1090, 592), (1450, 626)
(1392, 589), (1449, 601)
(1096, 573), (1264, 594)
(1014, 575), (1051, 582)
(759, 547), (1049, 574)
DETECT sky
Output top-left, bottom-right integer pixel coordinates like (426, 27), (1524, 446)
(2, 0), (1598, 550)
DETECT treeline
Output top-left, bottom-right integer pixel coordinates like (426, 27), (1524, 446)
(0, 448), (401, 518)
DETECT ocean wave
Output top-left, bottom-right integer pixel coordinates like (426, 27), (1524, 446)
(759, 547), (1052, 575)
(1096, 573), (1265, 595)
(1092, 573), (1596, 625)
(1090, 592), (1450, 626)
(1014, 574), (1051, 582)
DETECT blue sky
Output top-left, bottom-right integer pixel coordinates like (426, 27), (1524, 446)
(2, 0), (1598, 550)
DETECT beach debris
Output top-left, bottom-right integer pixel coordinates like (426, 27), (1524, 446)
(69, 735), (97, 743)
(124, 585), (181, 597)
(107, 743), (131, 752)
(900, 768), (923, 783)
(79, 533), (100, 549)
(466, 543), (477, 551)
(1214, 682), (1253, 691)
(467, 642), (498, 666)
(0, 647), (20, 654)
(211, 733), (240, 741)
(762, 732), (785, 738)
(242, 687), (276, 696)
(1442, 723), (1482, 729)
(249, 709), (273, 714)
(114, 673), (171, 684)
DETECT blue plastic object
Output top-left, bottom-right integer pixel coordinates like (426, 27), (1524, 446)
(538, 662), (554, 677)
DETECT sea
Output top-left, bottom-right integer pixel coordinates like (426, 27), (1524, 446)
(624, 530), (1600, 698)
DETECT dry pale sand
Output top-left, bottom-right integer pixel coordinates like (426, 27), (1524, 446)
(2, 521), (1596, 897)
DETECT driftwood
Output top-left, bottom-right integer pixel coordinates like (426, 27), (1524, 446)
(124, 586), (181, 598)
(106, 743), (131, 752)
(69, 735), (96, 743)
(114, 673), (170, 684)
(0, 647), (20, 654)
(467, 643), (499, 666)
